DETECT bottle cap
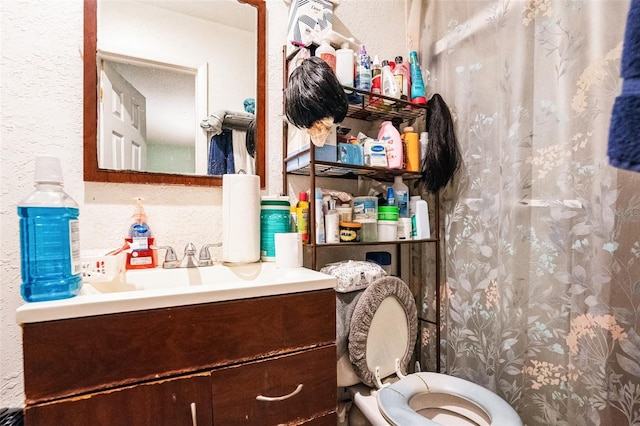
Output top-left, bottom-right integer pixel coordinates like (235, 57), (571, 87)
(381, 59), (390, 67)
(403, 126), (414, 133)
(34, 155), (63, 184)
(395, 55), (403, 63)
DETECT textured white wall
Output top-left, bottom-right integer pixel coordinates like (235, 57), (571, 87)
(0, 0), (407, 407)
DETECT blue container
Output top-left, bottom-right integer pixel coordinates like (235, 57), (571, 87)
(19, 206), (82, 302)
(19, 156), (82, 302)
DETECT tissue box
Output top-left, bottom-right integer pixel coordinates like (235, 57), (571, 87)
(338, 143), (364, 166)
(286, 0), (334, 54)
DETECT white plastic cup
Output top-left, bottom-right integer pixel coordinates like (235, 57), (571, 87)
(274, 233), (303, 268)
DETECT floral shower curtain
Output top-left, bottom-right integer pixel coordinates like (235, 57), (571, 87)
(422, 1), (640, 424)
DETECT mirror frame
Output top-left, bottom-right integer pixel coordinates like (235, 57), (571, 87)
(83, 0), (266, 187)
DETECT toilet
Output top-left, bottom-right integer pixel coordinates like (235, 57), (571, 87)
(337, 276), (522, 426)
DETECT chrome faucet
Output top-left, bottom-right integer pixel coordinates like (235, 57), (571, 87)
(198, 243), (221, 267)
(179, 243), (199, 268)
(153, 243), (221, 268)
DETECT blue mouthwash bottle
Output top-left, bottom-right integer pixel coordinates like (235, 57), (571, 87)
(18, 156), (82, 302)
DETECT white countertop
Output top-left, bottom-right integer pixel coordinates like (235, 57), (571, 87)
(16, 262), (336, 324)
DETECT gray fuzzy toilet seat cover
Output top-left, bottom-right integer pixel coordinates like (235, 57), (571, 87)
(348, 276), (418, 387)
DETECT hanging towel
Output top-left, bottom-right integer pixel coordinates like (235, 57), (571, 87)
(208, 130), (235, 175)
(608, 0), (640, 172)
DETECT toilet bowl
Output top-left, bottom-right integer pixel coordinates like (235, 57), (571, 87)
(337, 276), (521, 426)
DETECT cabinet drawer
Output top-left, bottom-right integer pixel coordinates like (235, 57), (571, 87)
(25, 372), (212, 426)
(211, 345), (336, 425)
(23, 289), (336, 403)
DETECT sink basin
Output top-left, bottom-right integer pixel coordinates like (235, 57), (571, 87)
(88, 263), (274, 293)
(16, 262), (336, 324)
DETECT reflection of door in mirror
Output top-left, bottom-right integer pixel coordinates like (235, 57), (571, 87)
(99, 58), (198, 174)
(97, 0), (257, 177)
(100, 61), (148, 172)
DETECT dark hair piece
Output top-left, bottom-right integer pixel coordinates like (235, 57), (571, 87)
(285, 56), (348, 128)
(246, 118), (256, 158)
(420, 94), (462, 193)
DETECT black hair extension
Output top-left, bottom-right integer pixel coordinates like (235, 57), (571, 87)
(285, 56), (348, 129)
(420, 93), (462, 193)
(246, 118), (256, 158)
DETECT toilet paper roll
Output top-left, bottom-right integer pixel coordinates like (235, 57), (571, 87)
(275, 233), (303, 268)
(222, 174), (260, 263)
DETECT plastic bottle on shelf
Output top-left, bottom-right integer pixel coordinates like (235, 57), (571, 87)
(409, 51), (427, 105)
(18, 155), (82, 302)
(370, 55), (382, 102)
(381, 59), (400, 104)
(419, 132), (428, 170)
(315, 188), (326, 244)
(336, 42), (354, 92)
(315, 39), (336, 72)
(325, 200), (340, 244)
(353, 44), (371, 104)
(296, 191), (309, 244)
(393, 56), (411, 100)
(401, 126), (420, 172)
(410, 196), (430, 239)
(392, 175), (409, 218)
(378, 121), (403, 169)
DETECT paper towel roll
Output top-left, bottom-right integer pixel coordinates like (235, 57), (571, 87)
(222, 174), (261, 263)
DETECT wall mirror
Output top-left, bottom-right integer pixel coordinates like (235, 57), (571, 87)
(84, 0), (266, 187)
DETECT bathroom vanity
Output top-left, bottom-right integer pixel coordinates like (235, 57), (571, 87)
(17, 263), (337, 425)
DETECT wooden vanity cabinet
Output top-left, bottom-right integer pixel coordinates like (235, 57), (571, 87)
(22, 289), (337, 425)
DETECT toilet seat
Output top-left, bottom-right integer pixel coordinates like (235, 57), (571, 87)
(377, 372), (523, 426)
(348, 276), (417, 388)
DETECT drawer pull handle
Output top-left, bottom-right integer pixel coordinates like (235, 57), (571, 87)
(256, 384), (303, 402)
(190, 402), (197, 426)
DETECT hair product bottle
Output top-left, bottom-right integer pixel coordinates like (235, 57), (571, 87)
(409, 51), (427, 105)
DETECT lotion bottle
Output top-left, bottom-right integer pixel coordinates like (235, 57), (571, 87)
(378, 121), (403, 169)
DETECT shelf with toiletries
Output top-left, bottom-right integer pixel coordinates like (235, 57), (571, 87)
(282, 44), (441, 374)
